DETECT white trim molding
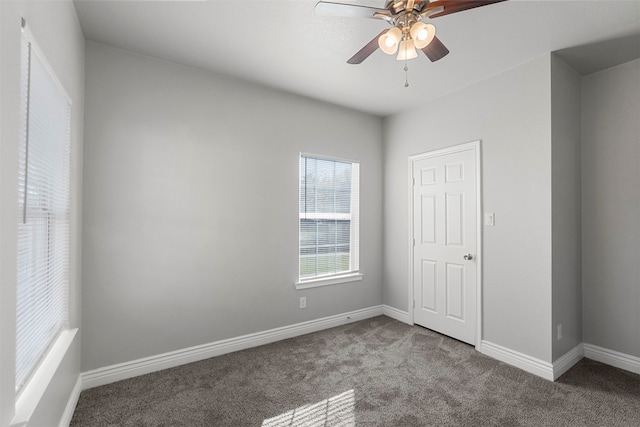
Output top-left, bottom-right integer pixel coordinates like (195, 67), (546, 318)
(552, 344), (584, 380)
(382, 305), (410, 324)
(479, 340), (555, 381)
(479, 341), (640, 381)
(59, 376), (81, 427)
(295, 273), (363, 290)
(584, 344), (640, 375)
(78, 310), (640, 395)
(82, 306), (384, 390)
(13, 329), (78, 427)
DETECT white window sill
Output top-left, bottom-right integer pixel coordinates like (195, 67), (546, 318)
(295, 272), (364, 290)
(12, 328), (78, 427)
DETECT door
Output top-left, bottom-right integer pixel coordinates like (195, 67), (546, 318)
(411, 144), (478, 345)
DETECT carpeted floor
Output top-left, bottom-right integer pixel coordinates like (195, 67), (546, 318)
(70, 316), (640, 426)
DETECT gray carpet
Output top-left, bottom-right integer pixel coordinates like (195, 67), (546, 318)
(70, 316), (640, 426)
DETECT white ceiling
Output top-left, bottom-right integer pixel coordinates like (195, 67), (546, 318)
(73, 0), (640, 117)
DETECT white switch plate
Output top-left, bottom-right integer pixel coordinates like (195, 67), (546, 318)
(300, 297), (306, 309)
(484, 213), (495, 226)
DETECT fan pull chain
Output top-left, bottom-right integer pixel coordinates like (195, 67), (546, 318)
(404, 60), (409, 88)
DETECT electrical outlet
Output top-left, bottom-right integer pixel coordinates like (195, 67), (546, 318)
(299, 297), (306, 309)
(557, 324), (562, 340)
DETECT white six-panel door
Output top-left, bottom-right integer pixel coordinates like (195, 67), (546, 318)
(411, 144), (478, 345)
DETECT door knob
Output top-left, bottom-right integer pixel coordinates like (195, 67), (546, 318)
(463, 254), (473, 260)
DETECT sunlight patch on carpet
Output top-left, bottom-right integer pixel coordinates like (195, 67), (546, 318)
(262, 389), (355, 427)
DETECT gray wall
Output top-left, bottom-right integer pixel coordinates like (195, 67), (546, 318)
(582, 59), (640, 358)
(383, 55), (554, 362)
(81, 42), (384, 371)
(0, 1), (84, 426)
(550, 55), (583, 361)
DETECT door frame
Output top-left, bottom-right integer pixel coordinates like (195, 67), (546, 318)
(407, 140), (483, 349)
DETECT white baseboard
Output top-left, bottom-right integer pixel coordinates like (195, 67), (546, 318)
(59, 376), (81, 427)
(584, 343), (640, 375)
(382, 305), (410, 324)
(79, 308), (640, 393)
(81, 305), (384, 390)
(480, 341), (640, 381)
(479, 340), (554, 381)
(552, 344), (584, 380)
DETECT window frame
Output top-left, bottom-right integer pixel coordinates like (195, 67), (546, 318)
(296, 153), (363, 289)
(13, 21), (77, 425)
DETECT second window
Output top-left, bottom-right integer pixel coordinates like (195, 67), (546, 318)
(299, 155), (360, 281)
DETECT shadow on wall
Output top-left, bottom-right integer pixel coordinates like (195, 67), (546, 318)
(554, 34), (640, 76)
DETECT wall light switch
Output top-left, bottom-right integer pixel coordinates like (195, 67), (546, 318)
(484, 213), (495, 226)
(299, 297), (307, 309)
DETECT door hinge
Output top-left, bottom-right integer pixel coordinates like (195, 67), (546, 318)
(413, 177), (416, 186)
(413, 238), (416, 247)
(413, 299), (416, 308)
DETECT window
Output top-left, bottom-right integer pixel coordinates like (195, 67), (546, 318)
(298, 155), (361, 287)
(15, 23), (71, 396)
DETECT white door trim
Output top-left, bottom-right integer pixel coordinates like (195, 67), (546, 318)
(408, 140), (483, 349)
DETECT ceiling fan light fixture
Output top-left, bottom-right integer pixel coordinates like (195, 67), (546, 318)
(378, 26), (402, 55)
(410, 22), (436, 49)
(396, 38), (418, 61)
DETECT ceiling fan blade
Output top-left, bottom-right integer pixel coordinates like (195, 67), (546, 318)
(315, 1), (391, 19)
(426, 0), (507, 18)
(347, 29), (388, 64)
(421, 36), (449, 62)
(419, 5), (444, 19)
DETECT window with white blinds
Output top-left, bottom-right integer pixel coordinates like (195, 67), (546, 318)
(299, 155), (359, 281)
(16, 25), (71, 395)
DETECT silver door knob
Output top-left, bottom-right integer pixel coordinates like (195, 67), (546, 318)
(463, 254), (473, 260)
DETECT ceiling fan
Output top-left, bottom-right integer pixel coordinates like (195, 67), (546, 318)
(316, 0), (507, 65)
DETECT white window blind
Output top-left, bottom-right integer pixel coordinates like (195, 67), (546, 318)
(299, 155), (359, 280)
(16, 24), (71, 395)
